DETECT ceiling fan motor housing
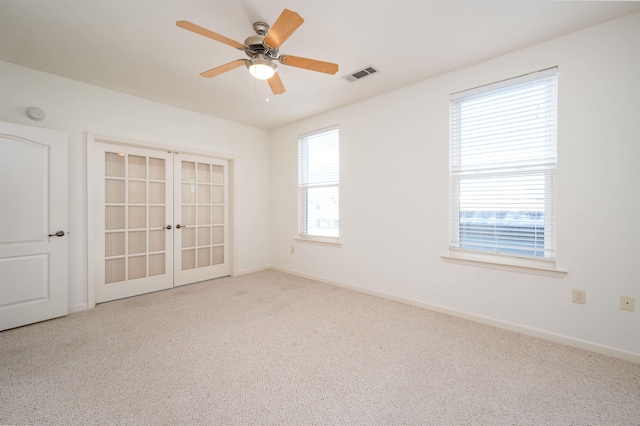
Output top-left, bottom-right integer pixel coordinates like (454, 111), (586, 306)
(244, 22), (279, 60)
(252, 21), (269, 36)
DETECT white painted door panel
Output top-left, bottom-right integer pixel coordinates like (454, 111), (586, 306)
(0, 121), (68, 331)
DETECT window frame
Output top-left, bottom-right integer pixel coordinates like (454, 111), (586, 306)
(447, 68), (560, 270)
(297, 125), (340, 245)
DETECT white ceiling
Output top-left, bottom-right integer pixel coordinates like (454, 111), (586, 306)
(1, 1), (638, 130)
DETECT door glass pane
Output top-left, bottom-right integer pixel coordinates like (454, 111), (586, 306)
(197, 206), (210, 225)
(105, 152), (125, 177)
(149, 230), (165, 252)
(212, 246), (224, 265)
(129, 255), (146, 280)
(149, 158), (165, 181)
(105, 258), (125, 284)
(212, 206), (224, 225)
(105, 179), (125, 203)
(198, 247), (211, 267)
(105, 232), (125, 257)
(212, 226), (224, 245)
(149, 182), (165, 204)
(182, 249), (195, 270)
(211, 165), (224, 184)
(182, 206), (196, 225)
(128, 206), (146, 229)
(128, 181), (146, 204)
(128, 155), (146, 179)
(182, 184), (196, 204)
(197, 163), (210, 183)
(198, 185), (210, 203)
(182, 227), (195, 248)
(105, 206), (125, 230)
(182, 161), (195, 182)
(128, 231), (146, 255)
(149, 207), (165, 229)
(211, 185), (224, 204)
(149, 253), (165, 276)
(198, 227), (210, 246)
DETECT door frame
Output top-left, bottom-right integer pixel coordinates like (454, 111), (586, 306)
(86, 132), (236, 309)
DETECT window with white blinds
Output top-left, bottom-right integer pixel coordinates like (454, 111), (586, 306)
(298, 126), (339, 240)
(449, 68), (557, 259)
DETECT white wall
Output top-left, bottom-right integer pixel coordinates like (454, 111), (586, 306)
(0, 61), (271, 311)
(270, 14), (640, 359)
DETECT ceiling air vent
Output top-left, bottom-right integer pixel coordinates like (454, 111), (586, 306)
(342, 66), (379, 82)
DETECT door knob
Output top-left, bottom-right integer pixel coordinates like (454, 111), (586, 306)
(163, 225), (172, 230)
(176, 224), (187, 229)
(48, 230), (65, 237)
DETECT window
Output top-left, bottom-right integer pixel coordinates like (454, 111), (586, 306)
(298, 126), (339, 241)
(449, 68), (557, 259)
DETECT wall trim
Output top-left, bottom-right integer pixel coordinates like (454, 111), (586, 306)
(269, 266), (640, 364)
(68, 304), (88, 314)
(441, 254), (568, 278)
(87, 132), (236, 161)
(234, 265), (271, 276)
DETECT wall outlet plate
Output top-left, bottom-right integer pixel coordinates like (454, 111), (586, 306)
(620, 296), (635, 312)
(573, 289), (586, 304)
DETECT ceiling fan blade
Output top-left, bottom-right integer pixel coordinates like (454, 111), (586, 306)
(176, 20), (245, 50)
(263, 9), (304, 49)
(268, 72), (286, 95)
(199, 60), (246, 78)
(280, 55), (339, 75)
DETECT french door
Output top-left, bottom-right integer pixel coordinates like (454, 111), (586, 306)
(94, 143), (229, 303)
(174, 154), (229, 286)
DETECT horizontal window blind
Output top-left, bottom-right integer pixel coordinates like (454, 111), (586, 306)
(450, 68), (557, 258)
(299, 127), (339, 238)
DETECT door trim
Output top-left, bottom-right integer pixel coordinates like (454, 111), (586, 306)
(86, 132), (236, 309)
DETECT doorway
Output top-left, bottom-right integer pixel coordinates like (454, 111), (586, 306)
(92, 140), (231, 303)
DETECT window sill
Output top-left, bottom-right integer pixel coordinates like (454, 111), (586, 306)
(295, 236), (342, 247)
(441, 250), (567, 278)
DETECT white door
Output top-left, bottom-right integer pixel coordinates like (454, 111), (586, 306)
(0, 121), (68, 331)
(94, 143), (174, 303)
(174, 154), (230, 286)
(93, 144), (230, 302)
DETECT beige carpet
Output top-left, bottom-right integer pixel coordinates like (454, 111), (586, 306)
(1, 269), (639, 425)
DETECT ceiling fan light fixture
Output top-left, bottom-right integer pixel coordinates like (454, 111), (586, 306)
(247, 57), (276, 80)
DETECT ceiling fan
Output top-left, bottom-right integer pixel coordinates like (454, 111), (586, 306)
(176, 9), (339, 95)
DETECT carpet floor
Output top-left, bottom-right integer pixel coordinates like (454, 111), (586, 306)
(1, 269), (639, 425)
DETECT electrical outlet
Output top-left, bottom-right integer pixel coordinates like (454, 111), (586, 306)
(290, 246), (295, 254)
(620, 296), (635, 312)
(573, 289), (586, 304)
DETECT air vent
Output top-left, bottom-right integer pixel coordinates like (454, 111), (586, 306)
(342, 66), (379, 82)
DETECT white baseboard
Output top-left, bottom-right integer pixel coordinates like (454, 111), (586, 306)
(234, 265), (271, 276)
(270, 266), (640, 364)
(68, 304), (87, 314)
